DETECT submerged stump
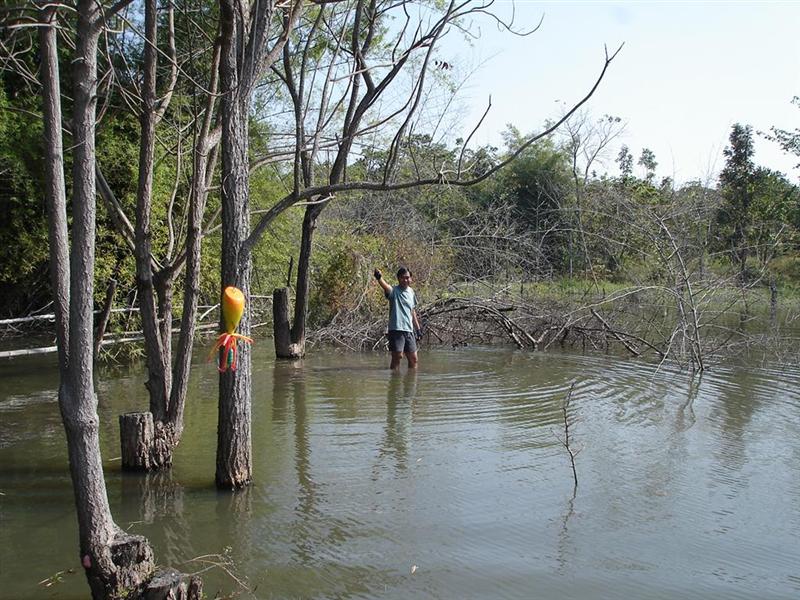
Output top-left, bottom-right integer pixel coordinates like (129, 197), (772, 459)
(120, 412), (173, 470)
(273, 288), (303, 360)
(143, 568), (202, 600)
(120, 412), (154, 470)
(85, 532), (154, 600)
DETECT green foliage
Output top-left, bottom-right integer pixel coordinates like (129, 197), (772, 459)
(93, 115), (141, 303)
(3, 0), (799, 359)
(505, 138), (571, 219)
(0, 86), (50, 313)
(638, 148), (658, 182)
(769, 255), (800, 284)
(308, 232), (383, 327)
(467, 135), (572, 272)
(765, 96), (800, 168)
(716, 124), (757, 272)
(714, 124), (800, 275)
(750, 168), (800, 260)
(308, 220), (451, 327)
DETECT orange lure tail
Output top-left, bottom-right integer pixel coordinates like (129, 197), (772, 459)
(209, 286), (253, 372)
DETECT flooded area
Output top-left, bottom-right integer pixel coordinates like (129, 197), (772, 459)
(1, 345), (799, 599)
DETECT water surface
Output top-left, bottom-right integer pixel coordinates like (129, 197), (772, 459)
(1, 345), (799, 599)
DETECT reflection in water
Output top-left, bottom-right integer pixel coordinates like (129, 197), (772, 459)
(211, 486), (254, 597)
(2, 347), (799, 599)
(710, 369), (761, 497)
(675, 371), (700, 432)
(270, 363), (291, 423)
(215, 485), (253, 517)
(272, 362), (320, 565)
(375, 371), (417, 475)
(120, 470), (185, 523)
(119, 470), (195, 566)
(556, 489), (577, 575)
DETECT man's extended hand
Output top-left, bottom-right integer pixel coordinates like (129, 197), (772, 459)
(373, 268), (382, 281)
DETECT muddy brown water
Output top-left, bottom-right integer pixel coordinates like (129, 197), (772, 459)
(1, 345), (799, 599)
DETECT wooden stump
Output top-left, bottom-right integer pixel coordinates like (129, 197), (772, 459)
(120, 413), (173, 470)
(111, 532), (155, 592)
(86, 532), (155, 600)
(120, 412), (155, 470)
(273, 287), (300, 359)
(142, 568), (202, 600)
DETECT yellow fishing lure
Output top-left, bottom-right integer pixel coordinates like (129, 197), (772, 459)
(210, 286), (253, 372)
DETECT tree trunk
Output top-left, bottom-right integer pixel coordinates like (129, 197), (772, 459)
(135, 0), (170, 428)
(122, 0), (181, 473)
(769, 276), (778, 325)
(119, 412), (173, 470)
(273, 287), (302, 359)
(214, 0), (305, 488)
(142, 569), (202, 600)
(120, 412), (155, 470)
(154, 272), (174, 418)
(170, 40), (221, 438)
(289, 203), (324, 357)
(67, 5), (156, 595)
(39, 3), (69, 371)
(39, 3), (199, 597)
(217, 0), (253, 489)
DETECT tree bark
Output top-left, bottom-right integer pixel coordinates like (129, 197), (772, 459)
(135, 0), (170, 427)
(66, 7), (141, 595)
(217, 0), (253, 489)
(273, 287), (302, 359)
(39, 2), (201, 597)
(170, 41), (222, 437)
(120, 412), (155, 470)
(39, 4), (69, 374)
(290, 203), (324, 356)
(142, 569), (202, 600)
(119, 412), (173, 470)
(120, 0), (173, 474)
(154, 272), (174, 418)
(214, 0), (304, 488)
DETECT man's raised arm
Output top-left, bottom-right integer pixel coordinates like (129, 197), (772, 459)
(374, 269), (392, 294)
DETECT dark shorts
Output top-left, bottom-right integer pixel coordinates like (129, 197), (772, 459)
(387, 330), (417, 353)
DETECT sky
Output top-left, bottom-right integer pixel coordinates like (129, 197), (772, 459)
(448, 1), (800, 184)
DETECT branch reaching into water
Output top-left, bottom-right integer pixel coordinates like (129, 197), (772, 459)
(181, 547), (250, 594)
(553, 382), (580, 489)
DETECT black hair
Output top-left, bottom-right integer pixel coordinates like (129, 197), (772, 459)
(397, 266), (412, 278)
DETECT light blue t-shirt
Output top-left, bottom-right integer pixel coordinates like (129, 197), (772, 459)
(386, 285), (417, 332)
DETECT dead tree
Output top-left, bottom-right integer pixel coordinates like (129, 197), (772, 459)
(3, 0), (224, 471)
(216, 0), (304, 489)
(96, 1), (223, 471)
(120, 0), (223, 471)
(553, 382), (579, 489)
(34, 2), (200, 597)
(251, 1), (620, 361)
(213, 0), (616, 488)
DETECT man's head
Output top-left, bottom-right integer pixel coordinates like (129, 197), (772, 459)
(396, 267), (412, 288)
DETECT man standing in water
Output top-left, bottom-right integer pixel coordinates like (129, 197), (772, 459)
(374, 267), (421, 369)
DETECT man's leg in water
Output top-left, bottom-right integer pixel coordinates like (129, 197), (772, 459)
(390, 351), (403, 369)
(406, 351), (418, 369)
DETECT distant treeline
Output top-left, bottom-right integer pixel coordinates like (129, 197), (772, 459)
(1, 25), (798, 327)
